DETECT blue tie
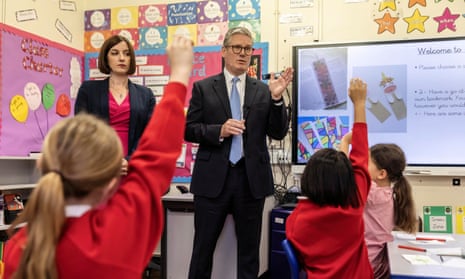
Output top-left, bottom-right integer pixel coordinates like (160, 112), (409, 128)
(229, 77), (242, 164)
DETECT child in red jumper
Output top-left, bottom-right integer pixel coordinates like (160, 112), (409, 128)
(286, 78), (374, 279)
(4, 36), (194, 279)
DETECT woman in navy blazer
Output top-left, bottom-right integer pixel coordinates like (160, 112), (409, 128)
(75, 35), (155, 174)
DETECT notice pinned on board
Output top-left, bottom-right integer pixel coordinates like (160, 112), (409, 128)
(279, 14), (303, 24)
(290, 0), (314, 8)
(15, 9), (38, 22)
(423, 206), (453, 233)
(55, 19), (72, 42)
(455, 206), (465, 234)
(290, 26), (313, 37)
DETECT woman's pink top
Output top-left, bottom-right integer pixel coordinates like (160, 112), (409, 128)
(109, 92), (130, 156)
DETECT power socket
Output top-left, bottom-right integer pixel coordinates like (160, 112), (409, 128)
(269, 148), (290, 164)
(278, 150), (290, 163)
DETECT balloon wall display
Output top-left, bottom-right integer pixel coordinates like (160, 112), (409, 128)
(42, 83), (56, 110)
(56, 94), (71, 117)
(0, 24), (84, 156)
(9, 95), (29, 123)
(23, 82), (42, 111)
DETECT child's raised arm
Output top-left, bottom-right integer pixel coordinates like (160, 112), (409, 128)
(339, 131), (352, 157)
(349, 78), (367, 124)
(347, 78), (370, 200)
(340, 78), (367, 157)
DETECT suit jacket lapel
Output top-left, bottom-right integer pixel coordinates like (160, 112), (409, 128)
(128, 80), (137, 118)
(213, 74), (232, 118)
(127, 80), (137, 150)
(101, 78), (111, 120)
(244, 76), (258, 109)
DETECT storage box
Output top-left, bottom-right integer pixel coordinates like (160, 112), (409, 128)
(4, 194), (24, 224)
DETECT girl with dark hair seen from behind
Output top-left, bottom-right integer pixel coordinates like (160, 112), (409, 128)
(286, 78), (374, 279)
(3, 36), (194, 279)
(341, 140), (416, 279)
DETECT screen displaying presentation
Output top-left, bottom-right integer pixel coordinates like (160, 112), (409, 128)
(292, 37), (465, 170)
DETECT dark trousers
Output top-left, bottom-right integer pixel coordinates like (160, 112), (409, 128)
(188, 162), (265, 279)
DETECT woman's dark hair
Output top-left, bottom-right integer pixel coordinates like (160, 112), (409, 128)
(370, 143), (417, 233)
(301, 148), (361, 208)
(98, 35), (136, 75)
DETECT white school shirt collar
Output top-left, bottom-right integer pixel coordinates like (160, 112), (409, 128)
(65, 204), (92, 217)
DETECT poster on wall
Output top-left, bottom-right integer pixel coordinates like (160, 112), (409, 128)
(0, 23), (84, 156)
(423, 205), (453, 234)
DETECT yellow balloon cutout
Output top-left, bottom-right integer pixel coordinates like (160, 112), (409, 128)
(10, 95), (29, 123)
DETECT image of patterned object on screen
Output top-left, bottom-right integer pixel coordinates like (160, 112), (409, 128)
(301, 121), (322, 150)
(380, 72), (407, 120)
(297, 141), (311, 161)
(313, 58), (339, 108)
(297, 116), (349, 162)
(313, 118), (330, 148)
(337, 116), (349, 140)
(326, 116), (338, 148)
(367, 97), (391, 123)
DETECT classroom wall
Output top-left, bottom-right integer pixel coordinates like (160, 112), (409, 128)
(83, 0), (465, 231)
(1, 0), (465, 229)
(273, 0), (465, 227)
(0, 0), (84, 50)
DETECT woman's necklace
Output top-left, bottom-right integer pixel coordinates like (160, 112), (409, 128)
(109, 78), (128, 100)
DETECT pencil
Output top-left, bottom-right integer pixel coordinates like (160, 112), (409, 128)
(398, 245), (427, 252)
(416, 237), (446, 242)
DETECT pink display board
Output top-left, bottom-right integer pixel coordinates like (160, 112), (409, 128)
(0, 23), (84, 156)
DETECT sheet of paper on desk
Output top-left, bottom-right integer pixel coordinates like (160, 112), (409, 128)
(428, 247), (464, 256)
(408, 240), (445, 245)
(393, 232), (455, 241)
(442, 258), (465, 269)
(402, 254), (440, 265)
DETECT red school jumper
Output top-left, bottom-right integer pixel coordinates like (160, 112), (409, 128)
(286, 123), (374, 279)
(4, 82), (187, 279)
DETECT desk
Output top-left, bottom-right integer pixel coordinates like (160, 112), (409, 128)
(161, 192), (273, 279)
(389, 233), (465, 279)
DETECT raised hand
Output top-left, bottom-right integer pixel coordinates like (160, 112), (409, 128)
(268, 67), (294, 100)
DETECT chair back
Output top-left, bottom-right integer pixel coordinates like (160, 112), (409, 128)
(281, 239), (301, 279)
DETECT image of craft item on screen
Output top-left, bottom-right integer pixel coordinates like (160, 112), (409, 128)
(353, 65), (407, 133)
(298, 48), (348, 110)
(221, 54), (261, 80)
(247, 55), (260, 80)
(296, 116), (349, 163)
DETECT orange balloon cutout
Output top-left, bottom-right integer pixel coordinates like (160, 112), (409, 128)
(56, 94), (71, 117)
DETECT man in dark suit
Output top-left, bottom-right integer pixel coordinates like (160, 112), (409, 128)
(185, 27), (293, 279)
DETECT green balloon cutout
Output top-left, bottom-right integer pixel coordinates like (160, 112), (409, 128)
(42, 83), (56, 110)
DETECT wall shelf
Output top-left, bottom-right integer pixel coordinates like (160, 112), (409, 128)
(0, 157), (38, 230)
(0, 184), (35, 191)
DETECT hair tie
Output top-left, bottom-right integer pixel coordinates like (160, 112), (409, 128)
(50, 170), (65, 180)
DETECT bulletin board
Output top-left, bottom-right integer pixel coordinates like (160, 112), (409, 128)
(84, 43), (269, 183)
(83, 1), (262, 52)
(0, 23), (84, 156)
